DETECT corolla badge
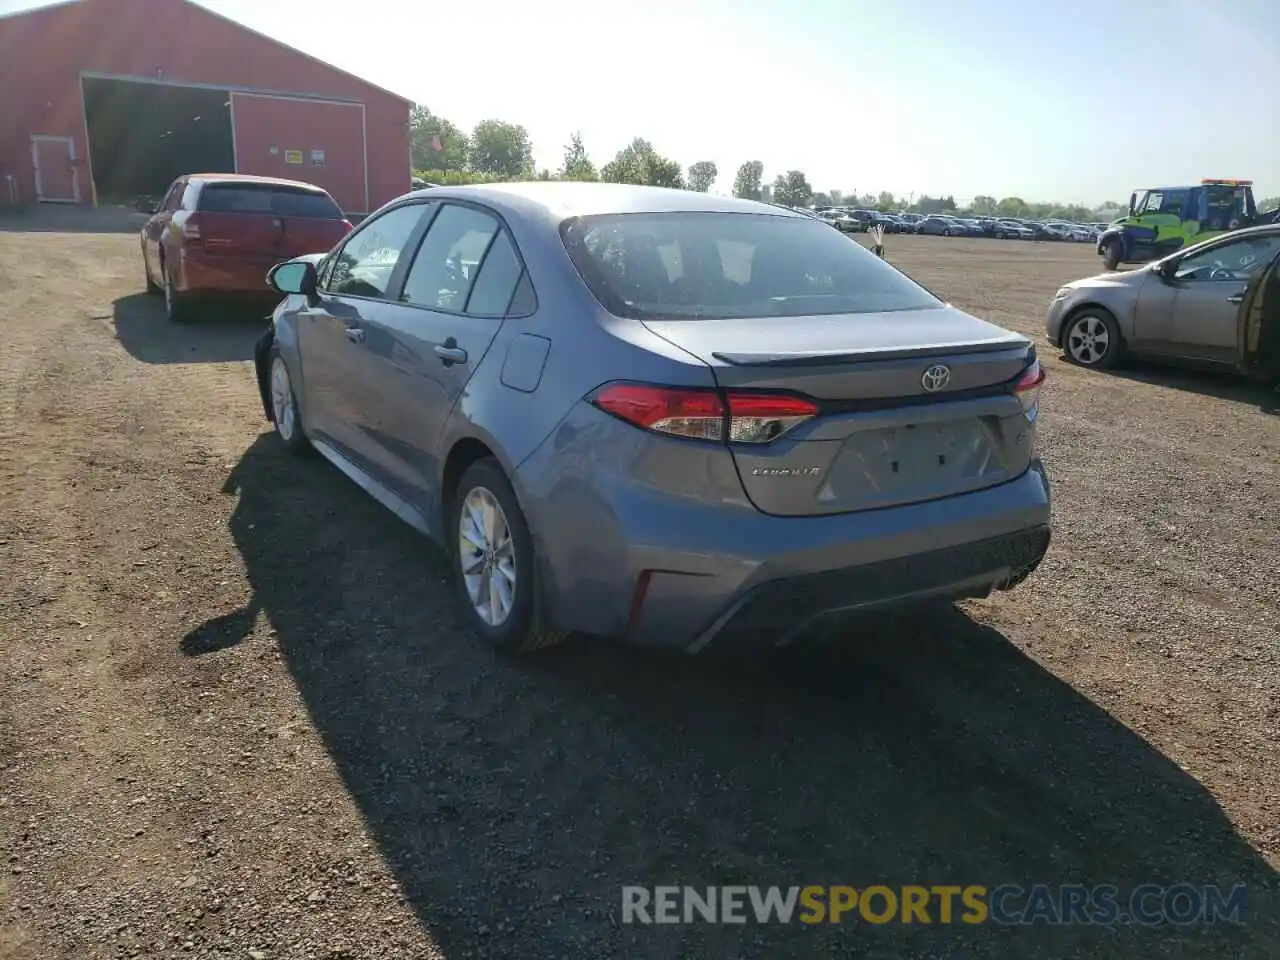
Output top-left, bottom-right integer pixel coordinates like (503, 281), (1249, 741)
(751, 466), (822, 477)
(921, 364), (951, 392)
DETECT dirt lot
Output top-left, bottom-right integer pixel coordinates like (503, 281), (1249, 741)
(1, 220), (1277, 960)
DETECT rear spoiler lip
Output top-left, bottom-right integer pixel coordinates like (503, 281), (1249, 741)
(710, 336), (1029, 367)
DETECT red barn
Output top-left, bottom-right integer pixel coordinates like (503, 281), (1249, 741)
(0, 0), (411, 216)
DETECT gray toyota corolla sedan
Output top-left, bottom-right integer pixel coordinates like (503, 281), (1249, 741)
(253, 182), (1051, 653)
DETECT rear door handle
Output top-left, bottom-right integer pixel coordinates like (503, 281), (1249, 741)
(434, 339), (467, 365)
(1226, 293), (1244, 304)
(345, 326), (365, 343)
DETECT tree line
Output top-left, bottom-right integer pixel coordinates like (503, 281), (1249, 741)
(410, 105), (1271, 222)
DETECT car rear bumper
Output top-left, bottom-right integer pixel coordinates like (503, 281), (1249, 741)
(178, 250), (280, 296)
(519, 411), (1052, 651)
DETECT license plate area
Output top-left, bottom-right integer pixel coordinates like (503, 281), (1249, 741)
(818, 417), (1007, 508)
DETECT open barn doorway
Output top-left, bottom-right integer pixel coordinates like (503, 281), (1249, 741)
(82, 76), (235, 205)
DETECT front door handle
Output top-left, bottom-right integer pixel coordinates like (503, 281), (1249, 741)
(345, 326), (365, 343)
(1226, 292), (1244, 304)
(434, 338), (467, 365)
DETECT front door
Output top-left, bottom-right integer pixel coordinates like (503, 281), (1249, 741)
(1165, 232), (1280, 362)
(30, 136), (78, 203)
(295, 201), (429, 474)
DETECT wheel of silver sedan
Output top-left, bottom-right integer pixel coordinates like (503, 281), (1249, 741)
(1063, 311), (1122, 368)
(270, 355), (297, 443)
(458, 485), (517, 627)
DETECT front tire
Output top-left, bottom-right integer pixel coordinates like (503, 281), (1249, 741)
(1062, 309), (1123, 369)
(451, 459), (567, 653)
(268, 348), (309, 454)
(1102, 239), (1123, 271)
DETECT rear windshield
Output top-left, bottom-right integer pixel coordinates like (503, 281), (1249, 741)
(560, 212), (941, 321)
(198, 183), (342, 219)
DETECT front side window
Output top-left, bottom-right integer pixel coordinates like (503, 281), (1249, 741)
(323, 203), (426, 299)
(1174, 234), (1280, 282)
(561, 211), (942, 321)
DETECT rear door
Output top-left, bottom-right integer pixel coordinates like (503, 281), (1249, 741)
(143, 178), (185, 278)
(365, 202), (528, 509)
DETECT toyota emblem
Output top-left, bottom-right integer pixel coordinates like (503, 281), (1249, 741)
(921, 364), (951, 392)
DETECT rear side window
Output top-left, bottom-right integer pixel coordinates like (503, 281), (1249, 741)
(464, 231), (524, 316)
(561, 211), (941, 321)
(197, 183), (343, 219)
(400, 204), (502, 313)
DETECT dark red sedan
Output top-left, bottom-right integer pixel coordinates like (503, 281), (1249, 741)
(140, 173), (352, 321)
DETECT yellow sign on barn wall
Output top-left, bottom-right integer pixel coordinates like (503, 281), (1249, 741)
(284, 150), (303, 164)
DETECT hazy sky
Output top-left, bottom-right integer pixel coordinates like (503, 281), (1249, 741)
(5, 0), (1278, 203)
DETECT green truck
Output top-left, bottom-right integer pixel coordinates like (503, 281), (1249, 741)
(1096, 179), (1271, 271)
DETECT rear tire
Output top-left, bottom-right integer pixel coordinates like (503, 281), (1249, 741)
(1062, 308), (1123, 369)
(450, 458), (567, 654)
(143, 245), (161, 295)
(162, 260), (191, 323)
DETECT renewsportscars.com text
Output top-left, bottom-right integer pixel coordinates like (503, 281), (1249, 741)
(621, 884), (1248, 926)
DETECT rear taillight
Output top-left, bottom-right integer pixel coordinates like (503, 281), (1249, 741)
(179, 214), (202, 245)
(341, 219), (354, 233)
(590, 382), (818, 444)
(1012, 358), (1046, 420)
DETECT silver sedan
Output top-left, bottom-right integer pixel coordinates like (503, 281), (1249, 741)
(1045, 224), (1280, 376)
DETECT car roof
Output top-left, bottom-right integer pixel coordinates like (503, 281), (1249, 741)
(401, 181), (805, 225)
(187, 173), (329, 192)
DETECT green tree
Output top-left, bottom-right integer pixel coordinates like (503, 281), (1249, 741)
(772, 170), (813, 207)
(875, 191), (896, 212)
(996, 196), (1030, 218)
(686, 160), (718, 193)
(600, 138), (684, 188)
(828, 189), (844, 206)
(413, 169), (509, 186)
(732, 160), (764, 200)
(1259, 196), (1280, 212)
(469, 119), (534, 178)
(409, 104), (469, 173)
(970, 195), (998, 215)
(812, 191), (832, 207)
(558, 132), (597, 181)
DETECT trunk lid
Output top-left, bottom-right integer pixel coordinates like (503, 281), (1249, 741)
(195, 182), (347, 258)
(642, 306), (1038, 517)
(191, 211), (282, 257)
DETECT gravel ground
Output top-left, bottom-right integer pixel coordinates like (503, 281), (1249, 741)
(1, 219), (1277, 960)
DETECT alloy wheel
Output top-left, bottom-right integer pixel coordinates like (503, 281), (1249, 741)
(458, 486), (517, 627)
(270, 356), (296, 443)
(1066, 315), (1111, 365)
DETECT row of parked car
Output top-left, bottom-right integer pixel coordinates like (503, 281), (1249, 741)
(810, 207), (1104, 243)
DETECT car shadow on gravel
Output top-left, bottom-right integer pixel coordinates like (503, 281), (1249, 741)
(111, 292), (271, 365)
(1068, 357), (1279, 414)
(186, 433), (1280, 960)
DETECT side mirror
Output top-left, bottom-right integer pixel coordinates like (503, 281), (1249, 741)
(137, 198), (159, 214)
(267, 260), (319, 301)
(1154, 259), (1176, 281)
(1128, 192), (1137, 217)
